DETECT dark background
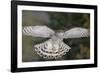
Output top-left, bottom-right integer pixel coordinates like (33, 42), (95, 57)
(22, 10), (90, 62)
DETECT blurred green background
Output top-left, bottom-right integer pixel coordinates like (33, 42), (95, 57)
(22, 10), (90, 62)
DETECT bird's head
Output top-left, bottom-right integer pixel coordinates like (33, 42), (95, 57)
(56, 30), (64, 38)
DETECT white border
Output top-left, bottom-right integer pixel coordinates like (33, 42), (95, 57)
(17, 5), (94, 68)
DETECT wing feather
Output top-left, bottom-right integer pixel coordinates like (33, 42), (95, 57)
(23, 26), (55, 38)
(64, 27), (89, 38)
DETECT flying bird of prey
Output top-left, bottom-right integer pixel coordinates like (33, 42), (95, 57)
(23, 26), (89, 59)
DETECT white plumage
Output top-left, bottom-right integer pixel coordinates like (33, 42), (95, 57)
(23, 26), (89, 59)
(64, 27), (89, 38)
(23, 26), (55, 38)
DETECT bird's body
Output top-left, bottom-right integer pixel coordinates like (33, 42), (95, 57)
(23, 26), (89, 59)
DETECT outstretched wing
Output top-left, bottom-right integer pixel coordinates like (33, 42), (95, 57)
(23, 26), (55, 38)
(63, 27), (89, 38)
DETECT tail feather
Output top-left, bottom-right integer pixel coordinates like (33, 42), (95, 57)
(34, 39), (71, 59)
